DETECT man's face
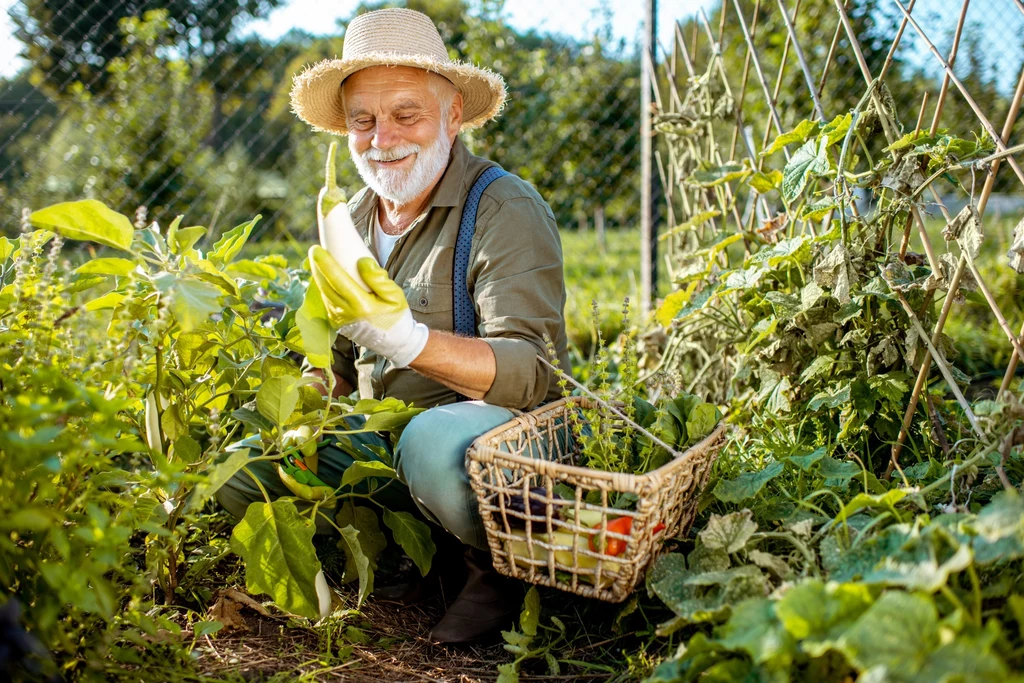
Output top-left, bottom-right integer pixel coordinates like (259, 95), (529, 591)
(344, 66), (461, 205)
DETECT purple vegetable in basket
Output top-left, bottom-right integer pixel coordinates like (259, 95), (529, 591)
(502, 487), (558, 529)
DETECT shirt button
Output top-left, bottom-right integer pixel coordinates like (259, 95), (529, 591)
(419, 297), (428, 307)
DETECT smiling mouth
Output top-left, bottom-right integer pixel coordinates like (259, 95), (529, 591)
(373, 154), (413, 166)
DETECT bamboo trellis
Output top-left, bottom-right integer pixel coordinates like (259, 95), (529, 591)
(647, 0), (1024, 474)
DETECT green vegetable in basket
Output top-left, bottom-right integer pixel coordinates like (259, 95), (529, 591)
(685, 401), (721, 446)
(505, 528), (625, 588)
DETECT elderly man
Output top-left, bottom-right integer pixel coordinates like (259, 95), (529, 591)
(217, 8), (570, 643)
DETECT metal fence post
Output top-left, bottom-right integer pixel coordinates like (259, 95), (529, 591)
(641, 0), (658, 315)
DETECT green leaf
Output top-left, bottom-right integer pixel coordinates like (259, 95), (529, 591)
(800, 355), (835, 383)
(496, 663), (520, 683)
(0, 508), (53, 532)
(84, 291), (126, 311)
(868, 373), (909, 404)
(775, 580), (873, 656)
(167, 277), (222, 333)
(884, 130), (933, 153)
(520, 586), (541, 637)
(338, 525), (372, 606)
(713, 461), (784, 503)
(747, 170), (783, 193)
(172, 226), (207, 255)
(913, 634), (1010, 683)
(799, 198), (840, 221)
(808, 383), (851, 411)
(717, 598), (795, 666)
(340, 460), (397, 488)
(837, 591), (939, 678)
(757, 371), (792, 413)
(782, 138), (830, 202)
(749, 236), (812, 269)
(382, 509), (435, 576)
(686, 162), (750, 187)
(28, 200), (134, 250)
(0, 236), (15, 262)
(190, 449), (253, 511)
(229, 500), (322, 619)
(833, 491), (907, 525)
(171, 435), (201, 465)
(659, 210), (721, 241)
(762, 119), (818, 156)
(227, 259), (280, 281)
(209, 216), (260, 265)
(74, 257), (137, 276)
(818, 456), (860, 480)
(336, 504), (387, 582)
(193, 620), (223, 638)
(821, 113), (853, 146)
(257, 376), (301, 428)
(699, 511), (757, 553)
(787, 447), (826, 471)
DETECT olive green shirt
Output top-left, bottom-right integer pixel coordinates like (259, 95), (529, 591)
(331, 137), (570, 411)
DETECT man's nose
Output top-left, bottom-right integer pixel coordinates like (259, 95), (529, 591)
(372, 119), (401, 149)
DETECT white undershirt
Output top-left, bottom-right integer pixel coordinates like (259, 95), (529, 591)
(373, 211), (403, 266)
(373, 208), (427, 266)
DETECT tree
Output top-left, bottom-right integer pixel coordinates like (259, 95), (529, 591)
(10, 0), (284, 98)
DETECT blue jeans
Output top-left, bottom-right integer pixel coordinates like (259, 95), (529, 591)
(215, 401), (516, 549)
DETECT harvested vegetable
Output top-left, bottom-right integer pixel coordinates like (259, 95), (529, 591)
(317, 141), (375, 292)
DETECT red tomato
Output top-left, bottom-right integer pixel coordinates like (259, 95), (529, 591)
(589, 516), (633, 556)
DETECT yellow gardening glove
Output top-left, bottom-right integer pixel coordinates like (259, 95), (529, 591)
(308, 246), (429, 368)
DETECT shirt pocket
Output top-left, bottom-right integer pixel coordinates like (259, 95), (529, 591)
(404, 281), (453, 332)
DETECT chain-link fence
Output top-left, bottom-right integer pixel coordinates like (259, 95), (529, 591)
(0, 0), (642, 241)
(0, 0), (1021, 243)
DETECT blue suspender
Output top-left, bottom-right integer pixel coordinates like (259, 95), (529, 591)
(452, 166), (507, 402)
(453, 166), (508, 337)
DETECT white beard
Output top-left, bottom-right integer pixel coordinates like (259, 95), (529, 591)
(350, 130), (453, 206)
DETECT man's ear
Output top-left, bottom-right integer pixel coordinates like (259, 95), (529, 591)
(447, 92), (464, 141)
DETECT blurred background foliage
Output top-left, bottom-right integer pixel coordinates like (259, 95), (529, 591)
(2, 0), (1018, 242)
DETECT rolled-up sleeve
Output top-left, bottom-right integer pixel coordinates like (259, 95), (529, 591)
(469, 193), (566, 410)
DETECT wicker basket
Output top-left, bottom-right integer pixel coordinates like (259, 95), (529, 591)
(466, 396), (727, 603)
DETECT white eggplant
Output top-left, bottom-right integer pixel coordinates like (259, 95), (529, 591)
(317, 141), (375, 292)
(144, 392), (163, 454)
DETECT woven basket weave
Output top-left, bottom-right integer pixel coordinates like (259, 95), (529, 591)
(466, 396), (727, 603)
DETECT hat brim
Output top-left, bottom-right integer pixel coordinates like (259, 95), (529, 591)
(290, 53), (507, 136)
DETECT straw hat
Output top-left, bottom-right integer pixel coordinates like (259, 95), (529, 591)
(290, 8), (507, 135)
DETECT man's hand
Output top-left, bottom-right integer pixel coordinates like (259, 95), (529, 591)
(309, 246), (429, 368)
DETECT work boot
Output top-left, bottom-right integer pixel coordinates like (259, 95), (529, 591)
(428, 547), (524, 644)
(374, 533), (467, 604)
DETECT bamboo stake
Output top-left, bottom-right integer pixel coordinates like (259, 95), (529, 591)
(896, 91), (929, 259)
(897, 0), (969, 260)
(816, 0), (848, 96)
(995, 68), (1024, 398)
(760, 0), (801, 156)
(878, 0), (917, 83)
(775, 0), (825, 121)
(888, 61), (1024, 474)
(833, 0), (897, 143)
(728, 0), (761, 159)
(730, 0), (786, 140)
(894, 292), (983, 437)
(891, 0), (1024, 186)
